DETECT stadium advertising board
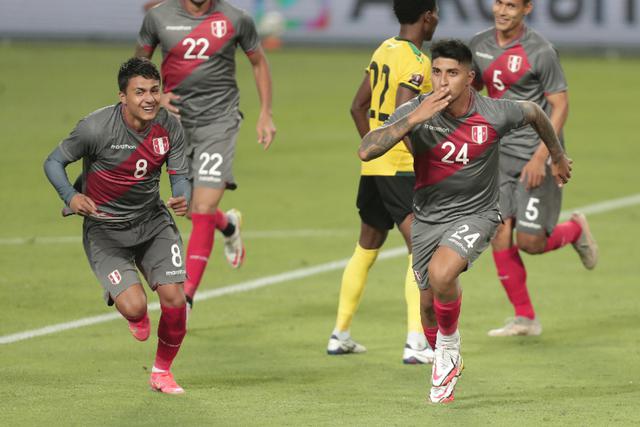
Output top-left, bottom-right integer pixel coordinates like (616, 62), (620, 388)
(0, 0), (638, 48)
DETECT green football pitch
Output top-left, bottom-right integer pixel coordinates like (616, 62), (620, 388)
(0, 42), (639, 425)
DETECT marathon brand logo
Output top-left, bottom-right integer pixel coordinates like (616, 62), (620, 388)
(152, 136), (170, 155)
(476, 51), (494, 60)
(166, 25), (192, 31)
(166, 269), (186, 276)
(110, 144), (136, 150)
(211, 20), (227, 38)
(108, 270), (122, 285)
(424, 124), (451, 134)
(472, 125), (488, 144)
(409, 73), (424, 86)
(508, 55), (523, 73)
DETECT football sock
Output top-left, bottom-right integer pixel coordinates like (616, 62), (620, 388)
(493, 246), (535, 319)
(406, 331), (427, 349)
(423, 326), (438, 350)
(434, 295), (462, 336)
(544, 220), (582, 252)
(154, 304), (187, 371)
(214, 209), (236, 237)
(184, 213), (217, 299)
(335, 244), (379, 332)
(404, 255), (423, 336)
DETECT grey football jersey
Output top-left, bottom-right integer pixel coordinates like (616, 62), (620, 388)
(385, 91), (526, 224)
(469, 26), (567, 159)
(58, 105), (188, 222)
(138, 0), (260, 125)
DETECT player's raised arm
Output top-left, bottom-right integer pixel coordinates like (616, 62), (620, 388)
(519, 100), (572, 186)
(359, 88), (451, 161)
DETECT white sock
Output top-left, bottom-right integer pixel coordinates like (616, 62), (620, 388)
(332, 329), (350, 341)
(152, 366), (168, 373)
(406, 331), (427, 349)
(436, 330), (460, 348)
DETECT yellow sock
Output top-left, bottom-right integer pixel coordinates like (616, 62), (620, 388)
(335, 244), (379, 332)
(405, 254), (423, 335)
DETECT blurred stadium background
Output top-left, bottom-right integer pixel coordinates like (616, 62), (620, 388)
(1, 0), (639, 425)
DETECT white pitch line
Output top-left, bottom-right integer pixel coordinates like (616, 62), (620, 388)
(0, 247), (406, 345)
(1, 192), (639, 346)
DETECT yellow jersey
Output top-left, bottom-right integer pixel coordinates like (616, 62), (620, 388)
(361, 37), (432, 176)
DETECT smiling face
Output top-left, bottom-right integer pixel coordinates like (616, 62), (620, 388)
(119, 76), (161, 126)
(493, 0), (532, 35)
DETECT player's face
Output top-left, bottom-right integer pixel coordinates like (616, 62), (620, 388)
(431, 58), (475, 102)
(189, 0), (209, 6)
(493, 0), (532, 33)
(423, 6), (440, 42)
(119, 76), (161, 123)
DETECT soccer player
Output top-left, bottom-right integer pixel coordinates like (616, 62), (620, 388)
(469, 0), (598, 337)
(327, 0), (440, 364)
(358, 39), (572, 403)
(135, 0), (276, 308)
(44, 58), (190, 394)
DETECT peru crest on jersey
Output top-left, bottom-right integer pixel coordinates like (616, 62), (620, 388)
(472, 125), (488, 144)
(211, 20), (227, 38)
(508, 55), (522, 73)
(153, 136), (170, 155)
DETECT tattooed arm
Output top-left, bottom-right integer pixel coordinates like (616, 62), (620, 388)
(358, 115), (418, 161)
(359, 88), (451, 161)
(518, 100), (572, 186)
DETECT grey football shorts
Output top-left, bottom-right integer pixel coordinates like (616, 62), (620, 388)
(499, 154), (562, 236)
(183, 113), (242, 190)
(411, 210), (501, 290)
(82, 208), (186, 306)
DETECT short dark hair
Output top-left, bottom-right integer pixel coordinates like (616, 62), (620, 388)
(430, 39), (473, 66)
(393, 0), (437, 24)
(117, 57), (161, 92)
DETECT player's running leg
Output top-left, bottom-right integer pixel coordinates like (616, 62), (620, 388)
(519, 213), (597, 269)
(398, 215), (433, 364)
(327, 223), (385, 355)
(489, 219), (541, 337)
(420, 287), (438, 355)
(427, 247), (465, 404)
(115, 284), (150, 342)
(184, 187), (225, 308)
(150, 283), (187, 394)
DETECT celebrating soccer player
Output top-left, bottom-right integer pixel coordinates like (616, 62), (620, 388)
(44, 58), (190, 394)
(326, 0), (440, 364)
(135, 0), (276, 309)
(469, 0), (597, 337)
(358, 39), (572, 403)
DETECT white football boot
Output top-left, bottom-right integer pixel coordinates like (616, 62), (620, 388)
(327, 334), (366, 355)
(488, 316), (542, 337)
(223, 209), (245, 268)
(403, 343), (435, 364)
(429, 330), (463, 404)
(570, 212), (598, 270)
